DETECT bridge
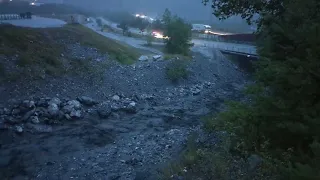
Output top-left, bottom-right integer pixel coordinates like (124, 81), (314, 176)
(220, 49), (258, 59)
(192, 39), (258, 58)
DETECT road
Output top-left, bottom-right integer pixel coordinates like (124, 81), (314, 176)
(97, 17), (257, 55)
(86, 21), (164, 55)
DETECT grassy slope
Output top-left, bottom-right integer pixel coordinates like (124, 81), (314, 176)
(0, 24), (140, 81)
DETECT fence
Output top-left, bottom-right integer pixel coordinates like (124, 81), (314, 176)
(193, 33), (256, 45)
(0, 13), (32, 21)
(201, 43), (257, 55)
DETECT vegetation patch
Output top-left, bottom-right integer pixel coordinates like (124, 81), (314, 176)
(58, 24), (140, 64)
(0, 24), (140, 81)
(165, 60), (189, 82)
(161, 133), (278, 180)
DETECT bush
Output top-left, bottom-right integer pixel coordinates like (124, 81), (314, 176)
(162, 9), (193, 56)
(202, 0), (320, 178)
(96, 19), (102, 27)
(165, 60), (189, 82)
(118, 21), (129, 35)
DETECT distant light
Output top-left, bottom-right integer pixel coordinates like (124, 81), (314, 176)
(30, 2), (35, 5)
(135, 14), (140, 17)
(140, 15), (146, 18)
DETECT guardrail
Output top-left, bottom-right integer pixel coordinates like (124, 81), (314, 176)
(202, 43), (257, 55)
(0, 13), (32, 21)
(193, 33), (256, 46)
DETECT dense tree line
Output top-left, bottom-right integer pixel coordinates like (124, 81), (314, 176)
(203, 0), (320, 178)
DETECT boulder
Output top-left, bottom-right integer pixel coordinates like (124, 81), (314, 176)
(30, 116), (40, 124)
(112, 95), (120, 101)
(152, 55), (162, 60)
(138, 55), (149, 61)
(21, 100), (35, 109)
(97, 104), (112, 118)
(121, 101), (137, 114)
(47, 103), (59, 116)
(77, 96), (98, 106)
(21, 109), (36, 121)
(70, 110), (82, 119)
(15, 125), (23, 134)
(67, 100), (81, 109)
(48, 97), (61, 106)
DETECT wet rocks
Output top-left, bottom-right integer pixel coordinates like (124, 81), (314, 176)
(0, 97), (98, 134)
(97, 104), (112, 119)
(48, 97), (61, 106)
(138, 55), (149, 61)
(47, 103), (59, 116)
(112, 95), (120, 101)
(77, 96), (98, 106)
(30, 116), (40, 124)
(15, 125), (23, 133)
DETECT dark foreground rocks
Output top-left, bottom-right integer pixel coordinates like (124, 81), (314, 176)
(0, 48), (249, 179)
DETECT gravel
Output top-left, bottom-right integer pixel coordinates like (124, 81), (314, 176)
(0, 29), (250, 179)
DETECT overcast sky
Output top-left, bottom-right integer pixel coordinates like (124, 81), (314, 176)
(66, 0), (247, 23)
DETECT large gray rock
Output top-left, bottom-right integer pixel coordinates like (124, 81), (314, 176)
(62, 100), (81, 114)
(67, 100), (81, 109)
(138, 55), (149, 61)
(30, 116), (40, 124)
(15, 125), (23, 134)
(48, 97), (61, 106)
(21, 100), (35, 109)
(77, 96), (98, 106)
(47, 103), (59, 116)
(121, 101), (137, 114)
(112, 95), (120, 101)
(21, 109), (35, 121)
(97, 104), (112, 119)
(70, 110), (82, 119)
(152, 55), (162, 60)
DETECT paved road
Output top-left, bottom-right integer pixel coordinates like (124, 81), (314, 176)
(98, 17), (257, 55)
(86, 20), (163, 55)
(0, 15), (66, 28)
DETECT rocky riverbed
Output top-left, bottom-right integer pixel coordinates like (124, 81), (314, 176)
(0, 39), (248, 179)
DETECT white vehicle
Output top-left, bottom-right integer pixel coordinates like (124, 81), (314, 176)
(192, 24), (212, 32)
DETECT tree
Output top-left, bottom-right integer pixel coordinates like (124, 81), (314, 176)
(162, 10), (193, 55)
(152, 19), (165, 31)
(203, 0), (320, 179)
(118, 21), (129, 36)
(96, 19), (102, 27)
(162, 8), (172, 26)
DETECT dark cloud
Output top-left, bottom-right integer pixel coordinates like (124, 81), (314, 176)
(66, 0), (252, 31)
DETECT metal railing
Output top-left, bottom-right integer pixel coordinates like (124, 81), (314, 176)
(203, 43), (257, 55)
(0, 13), (32, 21)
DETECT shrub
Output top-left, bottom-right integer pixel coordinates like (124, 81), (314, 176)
(162, 9), (193, 56)
(165, 60), (189, 82)
(202, 0), (320, 178)
(96, 19), (102, 27)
